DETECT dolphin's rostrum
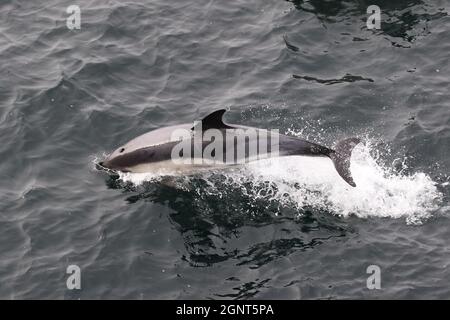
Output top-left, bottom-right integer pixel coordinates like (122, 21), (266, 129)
(100, 109), (361, 187)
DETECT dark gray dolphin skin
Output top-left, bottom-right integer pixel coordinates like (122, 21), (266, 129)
(99, 109), (361, 187)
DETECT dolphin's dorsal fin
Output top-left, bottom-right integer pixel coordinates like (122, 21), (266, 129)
(191, 109), (233, 131)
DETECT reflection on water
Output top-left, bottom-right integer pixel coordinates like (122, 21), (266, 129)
(293, 73), (374, 84)
(287, 0), (447, 44)
(105, 175), (351, 268)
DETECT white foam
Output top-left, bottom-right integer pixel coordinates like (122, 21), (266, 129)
(242, 143), (442, 224)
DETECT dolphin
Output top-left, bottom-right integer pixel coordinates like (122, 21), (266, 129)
(99, 109), (361, 186)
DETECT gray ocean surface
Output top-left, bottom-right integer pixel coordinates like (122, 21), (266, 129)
(0, 0), (449, 299)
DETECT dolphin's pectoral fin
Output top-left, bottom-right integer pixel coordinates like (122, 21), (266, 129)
(191, 109), (234, 131)
(329, 137), (361, 187)
(158, 176), (181, 189)
(158, 176), (195, 191)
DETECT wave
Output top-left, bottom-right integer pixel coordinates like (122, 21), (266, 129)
(101, 138), (443, 225)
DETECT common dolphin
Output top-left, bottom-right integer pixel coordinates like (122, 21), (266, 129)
(99, 109), (361, 186)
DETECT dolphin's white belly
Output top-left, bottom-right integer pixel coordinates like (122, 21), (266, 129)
(128, 159), (233, 175)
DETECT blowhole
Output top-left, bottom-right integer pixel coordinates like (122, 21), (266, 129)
(120, 148), (125, 153)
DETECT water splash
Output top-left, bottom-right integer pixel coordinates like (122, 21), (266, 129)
(244, 142), (442, 224)
(101, 140), (443, 225)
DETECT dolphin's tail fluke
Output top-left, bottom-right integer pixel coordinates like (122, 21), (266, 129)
(328, 138), (361, 187)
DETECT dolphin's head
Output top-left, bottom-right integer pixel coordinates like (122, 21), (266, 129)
(99, 145), (133, 172)
(98, 124), (189, 173)
(99, 140), (165, 173)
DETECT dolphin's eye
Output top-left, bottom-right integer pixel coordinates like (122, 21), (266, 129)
(120, 148), (125, 153)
